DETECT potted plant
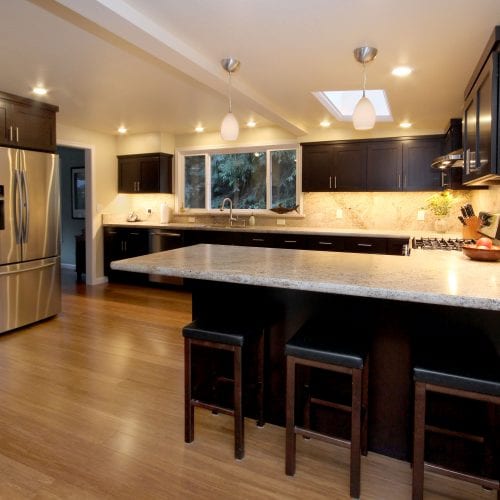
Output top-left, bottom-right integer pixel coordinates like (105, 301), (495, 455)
(425, 191), (455, 233)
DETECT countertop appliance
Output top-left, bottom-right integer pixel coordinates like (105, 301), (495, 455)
(0, 147), (61, 334)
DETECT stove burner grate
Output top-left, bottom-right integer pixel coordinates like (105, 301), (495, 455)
(412, 237), (475, 251)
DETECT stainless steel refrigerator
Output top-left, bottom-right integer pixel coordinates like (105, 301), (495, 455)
(0, 147), (61, 334)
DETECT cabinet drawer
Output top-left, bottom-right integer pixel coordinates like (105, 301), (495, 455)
(240, 232), (275, 247)
(343, 237), (387, 254)
(387, 238), (410, 256)
(273, 234), (307, 249)
(305, 235), (345, 251)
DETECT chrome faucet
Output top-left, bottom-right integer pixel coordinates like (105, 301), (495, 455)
(220, 197), (238, 226)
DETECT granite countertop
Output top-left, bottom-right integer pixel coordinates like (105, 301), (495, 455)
(102, 221), (415, 239)
(111, 244), (499, 311)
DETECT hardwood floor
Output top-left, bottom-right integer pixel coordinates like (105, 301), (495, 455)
(0, 270), (495, 499)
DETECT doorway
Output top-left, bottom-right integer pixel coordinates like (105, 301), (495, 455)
(58, 146), (86, 282)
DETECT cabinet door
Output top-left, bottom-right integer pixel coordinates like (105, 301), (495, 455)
(302, 145), (333, 191)
(366, 141), (402, 190)
(103, 228), (123, 275)
(305, 235), (345, 251)
(240, 232), (275, 247)
(118, 154), (173, 193)
(124, 230), (149, 258)
(9, 102), (56, 152)
(0, 100), (8, 143)
(402, 138), (443, 191)
(138, 157), (161, 193)
(118, 157), (140, 193)
(331, 143), (367, 191)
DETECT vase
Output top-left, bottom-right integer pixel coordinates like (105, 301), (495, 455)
(434, 218), (447, 233)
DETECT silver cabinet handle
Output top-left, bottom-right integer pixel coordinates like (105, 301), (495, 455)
(284, 240), (297, 243)
(403, 175), (407, 188)
(16, 127), (19, 142)
(137, 181), (140, 191)
(334, 176), (337, 189)
(251, 238), (265, 242)
(9, 126), (13, 141)
(329, 175), (332, 189)
(398, 174), (401, 189)
(357, 243), (373, 247)
(318, 241), (333, 245)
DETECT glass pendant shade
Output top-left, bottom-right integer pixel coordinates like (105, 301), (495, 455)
(352, 95), (376, 130)
(220, 111), (239, 140)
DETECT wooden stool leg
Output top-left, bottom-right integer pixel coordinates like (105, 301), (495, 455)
(412, 381), (426, 500)
(257, 331), (265, 428)
(361, 356), (369, 456)
(286, 356), (297, 476)
(350, 367), (362, 499)
(184, 338), (194, 443)
(234, 346), (244, 459)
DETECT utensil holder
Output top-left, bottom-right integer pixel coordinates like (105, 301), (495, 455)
(462, 216), (481, 240)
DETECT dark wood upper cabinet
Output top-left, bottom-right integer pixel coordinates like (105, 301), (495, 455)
(0, 91), (58, 153)
(402, 138), (443, 191)
(462, 42), (499, 185)
(366, 140), (402, 190)
(118, 152), (173, 193)
(301, 142), (366, 191)
(303, 135), (444, 192)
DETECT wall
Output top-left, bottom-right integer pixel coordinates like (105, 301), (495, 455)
(58, 146), (85, 266)
(57, 123), (117, 283)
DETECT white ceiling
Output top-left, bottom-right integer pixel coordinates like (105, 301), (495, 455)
(2, 0), (500, 138)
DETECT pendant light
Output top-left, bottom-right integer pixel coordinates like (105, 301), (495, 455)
(352, 46), (377, 130)
(220, 57), (240, 141)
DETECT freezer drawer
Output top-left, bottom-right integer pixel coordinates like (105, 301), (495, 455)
(0, 256), (61, 334)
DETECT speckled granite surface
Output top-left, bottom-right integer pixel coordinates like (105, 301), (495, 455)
(111, 244), (499, 311)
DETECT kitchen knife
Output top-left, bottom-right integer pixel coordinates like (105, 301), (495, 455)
(458, 216), (466, 226)
(460, 206), (469, 219)
(465, 204), (475, 217)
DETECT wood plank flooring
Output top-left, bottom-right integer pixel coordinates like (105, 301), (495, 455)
(0, 270), (496, 499)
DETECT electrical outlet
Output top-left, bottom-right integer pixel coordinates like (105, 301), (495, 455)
(188, 216), (196, 223)
(417, 209), (426, 221)
(276, 218), (286, 226)
(336, 208), (343, 219)
(147, 209), (152, 215)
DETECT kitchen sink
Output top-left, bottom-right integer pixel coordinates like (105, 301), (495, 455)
(205, 222), (247, 229)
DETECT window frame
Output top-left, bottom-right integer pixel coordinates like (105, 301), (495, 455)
(176, 142), (302, 215)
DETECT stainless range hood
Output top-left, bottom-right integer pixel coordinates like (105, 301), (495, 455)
(431, 149), (463, 169)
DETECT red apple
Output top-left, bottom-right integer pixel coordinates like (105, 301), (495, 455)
(475, 237), (493, 249)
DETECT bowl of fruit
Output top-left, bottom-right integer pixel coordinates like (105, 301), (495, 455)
(462, 237), (500, 262)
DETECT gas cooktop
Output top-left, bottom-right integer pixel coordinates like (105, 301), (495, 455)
(412, 237), (475, 251)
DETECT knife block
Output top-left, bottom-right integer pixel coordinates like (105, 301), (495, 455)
(462, 216), (481, 240)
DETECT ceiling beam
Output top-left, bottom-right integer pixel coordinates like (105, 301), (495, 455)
(46, 0), (307, 135)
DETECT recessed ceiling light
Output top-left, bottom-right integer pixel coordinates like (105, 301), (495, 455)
(400, 121), (412, 128)
(32, 85), (48, 96)
(117, 126), (127, 134)
(392, 66), (413, 77)
(320, 120), (331, 128)
(246, 119), (256, 128)
(195, 125), (204, 133)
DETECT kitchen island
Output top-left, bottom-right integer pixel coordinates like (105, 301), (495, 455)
(111, 244), (499, 462)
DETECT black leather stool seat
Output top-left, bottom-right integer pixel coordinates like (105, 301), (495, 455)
(182, 319), (261, 346)
(285, 320), (368, 368)
(413, 333), (500, 396)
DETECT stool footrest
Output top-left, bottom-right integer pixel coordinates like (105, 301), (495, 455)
(425, 424), (485, 444)
(310, 396), (352, 414)
(295, 426), (351, 449)
(192, 399), (235, 417)
(424, 462), (499, 490)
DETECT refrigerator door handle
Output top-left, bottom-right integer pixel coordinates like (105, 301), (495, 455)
(14, 169), (23, 243)
(21, 170), (29, 243)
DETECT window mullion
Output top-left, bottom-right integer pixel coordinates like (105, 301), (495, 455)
(205, 153), (211, 210)
(266, 150), (271, 209)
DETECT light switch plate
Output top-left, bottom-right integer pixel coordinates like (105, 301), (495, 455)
(336, 208), (343, 219)
(417, 210), (426, 221)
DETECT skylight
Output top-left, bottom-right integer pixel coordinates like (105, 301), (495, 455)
(313, 90), (393, 122)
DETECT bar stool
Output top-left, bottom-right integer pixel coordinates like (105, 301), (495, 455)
(412, 333), (500, 500)
(183, 319), (265, 460)
(285, 318), (370, 499)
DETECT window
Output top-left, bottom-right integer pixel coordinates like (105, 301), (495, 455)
(182, 146), (298, 212)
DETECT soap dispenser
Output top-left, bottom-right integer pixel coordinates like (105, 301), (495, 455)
(248, 212), (255, 226)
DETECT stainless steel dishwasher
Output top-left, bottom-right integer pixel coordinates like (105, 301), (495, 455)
(149, 229), (185, 285)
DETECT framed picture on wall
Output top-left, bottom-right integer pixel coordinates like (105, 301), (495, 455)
(71, 167), (85, 219)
